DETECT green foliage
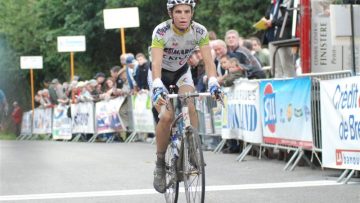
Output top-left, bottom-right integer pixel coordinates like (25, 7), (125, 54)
(0, 0), (267, 108)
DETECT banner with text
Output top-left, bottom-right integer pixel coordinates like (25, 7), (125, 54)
(132, 93), (155, 133)
(260, 77), (313, 148)
(71, 102), (95, 134)
(95, 97), (125, 134)
(21, 111), (32, 135)
(32, 108), (52, 135)
(222, 80), (263, 143)
(320, 76), (360, 170)
(52, 105), (72, 140)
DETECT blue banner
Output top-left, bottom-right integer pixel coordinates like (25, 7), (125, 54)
(260, 77), (313, 148)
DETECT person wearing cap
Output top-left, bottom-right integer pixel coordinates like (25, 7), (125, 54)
(125, 54), (138, 91)
(11, 101), (22, 137)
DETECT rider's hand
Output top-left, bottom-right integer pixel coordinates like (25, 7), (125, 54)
(152, 87), (167, 106)
(208, 77), (223, 100)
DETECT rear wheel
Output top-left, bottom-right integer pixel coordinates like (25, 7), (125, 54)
(183, 127), (205, 203)
(164, 143), (179, 203)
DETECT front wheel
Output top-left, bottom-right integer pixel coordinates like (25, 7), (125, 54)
(183, 127), (205, 203)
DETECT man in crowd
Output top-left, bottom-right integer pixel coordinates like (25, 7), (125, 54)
(224, 30), (266, 79)
(135, 53), (150, 90)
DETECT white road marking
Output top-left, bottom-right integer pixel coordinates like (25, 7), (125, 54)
(0, 180), (356, 201)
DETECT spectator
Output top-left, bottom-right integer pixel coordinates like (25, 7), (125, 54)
(249, 36), (270, 67)
(243, 40), (255, 55)
(125, 54), (138, 92)
(100, 78), (116, 100)
(218, 55), (247, 87)
(34, 90), (43, 106)
(225, 30), (266, 79)
(225, 29), (244, 51)
(11, 101), (22, 137)
(212, 39), (235, 77)
(40, 89), (52, 108)
(208, 30), (218, 41)
(263, 0), (296, 78)
(110, 66), (126, 89)
(187, 47), (206, 92)
(135, 53), (150, 90)
(48, 78), (60, 105)
(94, 72), (106, 93)
(0, 89), (8, 130)
(78, 80), (95, 102)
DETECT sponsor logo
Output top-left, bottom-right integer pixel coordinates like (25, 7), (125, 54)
(336, 149), (360, 166)
(196, 27), (204, 35)
(156, 24), (170, 36)
(263, 83), (276, 133)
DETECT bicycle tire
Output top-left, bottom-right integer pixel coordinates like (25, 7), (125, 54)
(164, 143), (179, 203)
(183, 127), (205, 203)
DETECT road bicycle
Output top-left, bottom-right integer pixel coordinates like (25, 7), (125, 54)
(161, 92), (222, 203)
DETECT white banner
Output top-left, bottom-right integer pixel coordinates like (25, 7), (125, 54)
(320, 76), (360, 170)
(103, 7), (140, 29)
(20, 56), (43, 69)
(32, 108), (52, 135)
(52, 105), (72, 140)
(132, 93), (155, 133)
(222, 80), (263, 143)
(20, 111), (32, 135)
(71, 102), (95, 134)
(95, 97), (125, 134)
(57, 36), (86, 52)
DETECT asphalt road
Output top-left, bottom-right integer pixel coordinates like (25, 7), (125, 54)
(0, 140), (359, 203)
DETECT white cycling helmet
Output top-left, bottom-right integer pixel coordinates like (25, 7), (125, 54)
(167, 0), (196, 12)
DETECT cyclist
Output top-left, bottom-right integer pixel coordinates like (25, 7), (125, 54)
(149, 0), (221, 193)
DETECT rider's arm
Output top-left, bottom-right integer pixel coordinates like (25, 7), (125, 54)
(151, 47), (164, 81)
(200, 45), (217, 78)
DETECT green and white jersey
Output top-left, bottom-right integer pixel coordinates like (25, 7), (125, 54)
(151, 20), (210, 72)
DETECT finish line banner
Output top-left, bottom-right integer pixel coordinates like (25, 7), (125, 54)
(320, 76), (360, 170)
(260, 77), (313, 148)
(52, 105), (72, 140)
(222, 80), (263, 143)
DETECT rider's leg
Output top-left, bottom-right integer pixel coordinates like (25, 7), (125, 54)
(154, 103), (174, 155)
(178, 85), (198, 129)
(153, 103), (174, 193)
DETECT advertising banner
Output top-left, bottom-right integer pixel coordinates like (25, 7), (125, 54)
(71, 102), (95, 134)
(95, 97), (125, 134)
(260, 77), (312, 148)
(32, 108), (52, 135)
(21, 111), (32, 135)
(132, 93), (155, 133)
(52, 105), (72, 140)
(320, 76), (360, 170)
(222, 80), (263, 144)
